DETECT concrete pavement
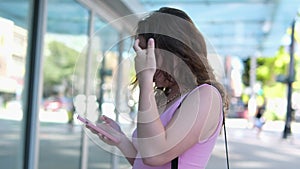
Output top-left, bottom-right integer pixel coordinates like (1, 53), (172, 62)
(207, 118), (300, 169)
(1, 118), (300, 169)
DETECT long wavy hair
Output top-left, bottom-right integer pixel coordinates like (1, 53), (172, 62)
(132, 7), (229, 113)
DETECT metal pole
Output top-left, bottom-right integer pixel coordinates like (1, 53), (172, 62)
(111, 32), (124, 169)
(23, 0), (46, 168)
(79, 10), (95, 169)
(98, 53), (106, 114)
(283, 19), (296, 139)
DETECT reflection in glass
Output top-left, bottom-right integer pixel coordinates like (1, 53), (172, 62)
(0, 0), (30, 168)
(38, 1), (89, 169)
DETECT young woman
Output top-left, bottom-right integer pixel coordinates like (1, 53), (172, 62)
(87, 7), (229, 169)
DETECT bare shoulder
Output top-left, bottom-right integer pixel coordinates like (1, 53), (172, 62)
(179, 84), (222, 119)
(182, 84), (222, 140)
(185, 84), (221, 103)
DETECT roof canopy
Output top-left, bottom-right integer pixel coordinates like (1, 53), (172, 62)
(1, 0), (299, 58)
(130, 0), (300, 58)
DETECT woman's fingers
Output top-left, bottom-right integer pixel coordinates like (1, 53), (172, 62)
(101, 115), (113, 124)
(98, 133), (112, 144)
(147, 38), (155, 57)
(133, 38), (156, 76)
(133, 38), (142, 52)
(146, 38), (156, 68)
(86, 125), (98, 134)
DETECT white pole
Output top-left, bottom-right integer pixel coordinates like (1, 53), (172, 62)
(111, 31), (124, 169)
(79, 9), (95, 169)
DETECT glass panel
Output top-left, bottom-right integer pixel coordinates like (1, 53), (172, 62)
(84, 15), (132, 169)
(38, 1), (88, 169)
(77, 15), (135, 169)
(0, 0), (30, 168)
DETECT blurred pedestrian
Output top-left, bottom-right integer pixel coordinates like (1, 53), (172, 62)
(253, 103), (266, 138)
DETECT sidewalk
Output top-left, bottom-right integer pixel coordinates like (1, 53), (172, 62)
(1, 118), (300, 169)
(207, 118), (300, 169)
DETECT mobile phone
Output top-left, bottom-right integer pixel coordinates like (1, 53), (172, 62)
(77, 115), (120, 143)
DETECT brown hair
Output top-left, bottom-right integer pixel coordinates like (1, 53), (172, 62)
(132, 7), (229, 113)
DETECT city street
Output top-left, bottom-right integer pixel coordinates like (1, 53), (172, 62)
(1, 116), (300, 169)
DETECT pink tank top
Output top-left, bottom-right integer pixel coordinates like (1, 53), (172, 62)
(132, 84), (223, 169)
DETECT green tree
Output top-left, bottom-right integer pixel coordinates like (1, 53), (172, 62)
(43, 41), (79, 97)
(243, 47), (290, 84)
(242, 46), (292, 98)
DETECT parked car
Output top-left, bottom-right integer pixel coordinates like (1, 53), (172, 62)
(43, 97), (63, 112)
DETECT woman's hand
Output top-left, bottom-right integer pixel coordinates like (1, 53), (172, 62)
(86, 115), (124, 146)
(86, 115), (138, 165)
(133, 38), (156, 84)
